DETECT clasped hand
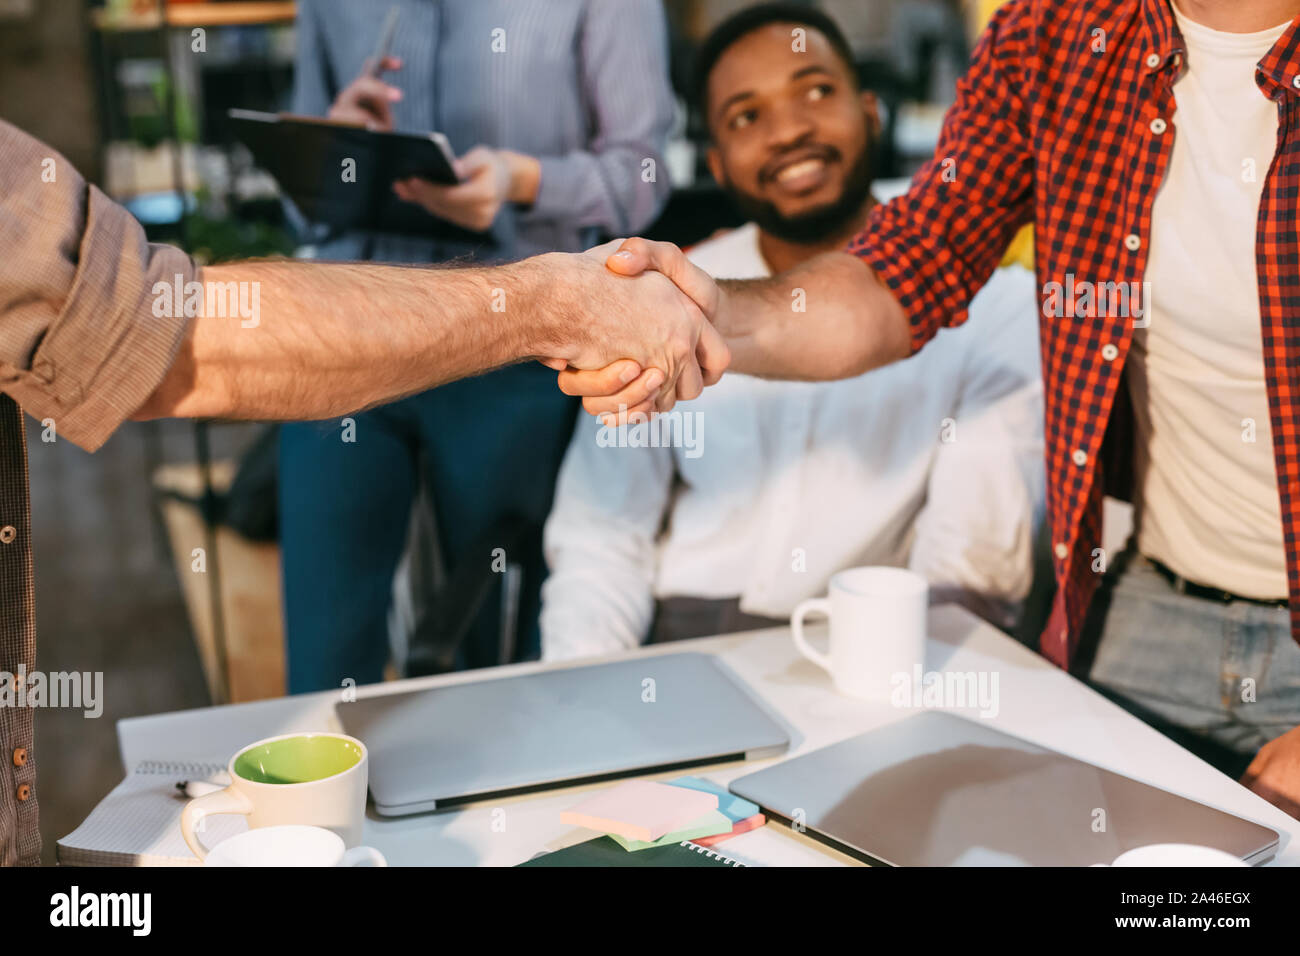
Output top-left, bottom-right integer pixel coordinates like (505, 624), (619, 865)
(545, 238), (729, 423)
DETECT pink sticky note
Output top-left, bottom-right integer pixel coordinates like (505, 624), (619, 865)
(561, 780), (719, 842)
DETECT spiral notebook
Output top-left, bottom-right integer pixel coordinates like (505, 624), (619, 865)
(57, 760), (244, 867)
(518, 836), (746, 867)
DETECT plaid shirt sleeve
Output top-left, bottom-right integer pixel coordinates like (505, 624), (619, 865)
(0, 120), (195, 452)
(848, 1), (1037, 352)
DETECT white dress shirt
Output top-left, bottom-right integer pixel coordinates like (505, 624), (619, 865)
(541, 219), (1045, 661)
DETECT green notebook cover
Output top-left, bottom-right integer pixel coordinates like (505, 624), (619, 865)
(518, 837), (745, 867)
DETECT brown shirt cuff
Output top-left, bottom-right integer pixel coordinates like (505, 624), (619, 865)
(0, 121), (194, 451)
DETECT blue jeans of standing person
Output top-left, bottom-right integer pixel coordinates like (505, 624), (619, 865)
(1074, 549), (1300, 778)
(279, 362), (578, 693)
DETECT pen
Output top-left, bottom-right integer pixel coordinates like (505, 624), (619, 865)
(369, 6), (401, 77)
(176, 780), (223, 798)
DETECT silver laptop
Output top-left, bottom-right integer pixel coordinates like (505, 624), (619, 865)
(337, 652), (790, 815)
(728, 712), (1279, 866)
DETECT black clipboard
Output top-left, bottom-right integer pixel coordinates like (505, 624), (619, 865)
(228, 109), (488, 240)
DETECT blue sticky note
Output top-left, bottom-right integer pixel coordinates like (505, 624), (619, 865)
(667, 776), (759, 823)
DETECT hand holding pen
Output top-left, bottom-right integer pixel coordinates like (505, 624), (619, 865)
(327, 6), (403, 131)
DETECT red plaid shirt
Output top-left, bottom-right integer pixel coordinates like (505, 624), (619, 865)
(850, 0), (1300, 669)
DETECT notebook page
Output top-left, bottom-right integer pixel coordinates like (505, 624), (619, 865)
(56, 760), (246, 866)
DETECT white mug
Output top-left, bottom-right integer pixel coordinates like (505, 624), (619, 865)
(1109, 844), (1248, 867)
(182, 732), (369, 860)
(204, 825), (386, 867)
(790, 566), (928, 699)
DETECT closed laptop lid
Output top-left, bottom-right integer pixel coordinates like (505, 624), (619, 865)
(728, 712), (1280, 866)
(337, 652), (789, 814)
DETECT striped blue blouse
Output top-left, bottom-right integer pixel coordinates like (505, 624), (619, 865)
(293, 0), (677, 264)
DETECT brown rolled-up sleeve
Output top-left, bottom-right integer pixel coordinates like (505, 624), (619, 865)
(0, 119), (195, 451)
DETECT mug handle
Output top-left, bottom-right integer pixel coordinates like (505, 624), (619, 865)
(791, 597), (833, 673)
(181, 786), (254, 860)
(339, 846), (388, 867)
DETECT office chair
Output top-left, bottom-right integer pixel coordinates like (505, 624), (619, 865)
(404, 513), (540, 676)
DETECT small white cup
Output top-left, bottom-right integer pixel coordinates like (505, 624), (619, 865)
(1109, 843), (1247, 867)
(790, 566), (928, 699)
(204, 825), (386, 867)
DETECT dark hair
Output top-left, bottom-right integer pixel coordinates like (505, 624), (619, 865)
(692, 3), (858, 120)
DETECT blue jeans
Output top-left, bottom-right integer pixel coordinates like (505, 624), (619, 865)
(278, 363), (578, 692)
(1077, 551), (1300, 775)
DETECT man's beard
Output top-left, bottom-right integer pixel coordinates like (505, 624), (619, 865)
(726, 146), (874, 245)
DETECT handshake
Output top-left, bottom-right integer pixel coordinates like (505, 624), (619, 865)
(533, 238), (733, 423)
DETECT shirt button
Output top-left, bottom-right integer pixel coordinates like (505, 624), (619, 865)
(1146, 53), (1162, 68)
(1293, 76), (1300, 89)
(1072, 449), (1088, 467)
(1101, 343), (1119, 361)
(1054, 542), (1069, 560)
(11, 748), (25, 767)
(1149, 117), (1167, 134)
(1124, 234), (1141, 252)
(15, 784), (30, 802)
(0, 525), (14, 544)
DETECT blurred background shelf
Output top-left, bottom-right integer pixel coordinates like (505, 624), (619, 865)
(91, 1), (296, 32)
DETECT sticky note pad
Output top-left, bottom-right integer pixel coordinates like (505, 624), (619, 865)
(610, 810), (734, 852)
(561, 780), (719, 842)
(667, 776), (760, 823)
(693, 811), (766, 846)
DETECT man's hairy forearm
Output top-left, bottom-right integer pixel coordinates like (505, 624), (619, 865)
(136, 256), (565, 421)
(716, 251), (911, 380)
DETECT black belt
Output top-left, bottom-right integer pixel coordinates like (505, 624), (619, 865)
(1147, 558), (1289, 609)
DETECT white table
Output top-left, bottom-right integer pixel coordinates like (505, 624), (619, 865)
(116, 605), (1299, 866)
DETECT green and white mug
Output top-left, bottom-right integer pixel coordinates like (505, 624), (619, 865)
(181, 732), (369, 860)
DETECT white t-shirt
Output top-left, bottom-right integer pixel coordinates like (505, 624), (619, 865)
(1128, 3), (1291, 598)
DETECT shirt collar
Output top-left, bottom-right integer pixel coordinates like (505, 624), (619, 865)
(1139, 0), (1300, 94)
(1257, 15), (1300, 93)
(1139, 0), (1182, 73)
